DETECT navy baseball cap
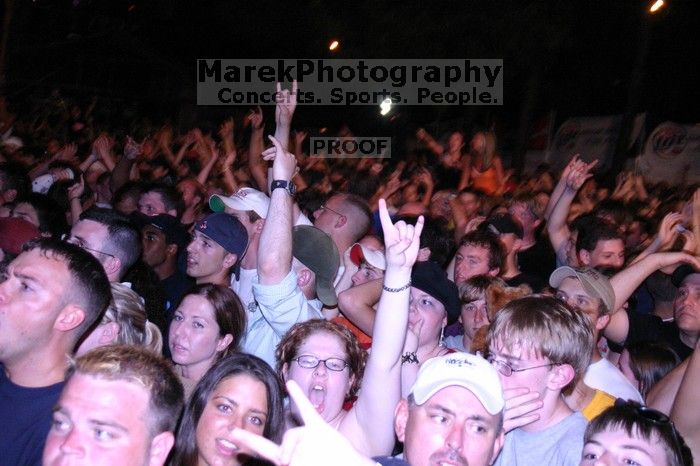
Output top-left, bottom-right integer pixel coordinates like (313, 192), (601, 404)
(194, 213), (249, 257)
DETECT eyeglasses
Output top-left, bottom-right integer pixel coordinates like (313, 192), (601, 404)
(614, 399), (684, 463)
(61, 234), (116, 259)
(293, 355), (348, 372)
(319, 204), (345, 218)
(487, 355), (555, 377)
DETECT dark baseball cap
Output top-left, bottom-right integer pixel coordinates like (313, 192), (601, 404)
(481, 213), (523, 239)
(194, 213), (248, 257)
(292, 225), (340, 306)
(411, 261), (461, 325)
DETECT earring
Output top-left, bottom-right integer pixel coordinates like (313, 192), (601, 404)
(439, 326), (445, 347)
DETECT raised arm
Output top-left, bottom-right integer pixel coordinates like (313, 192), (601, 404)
(340, 199), (422, 456)
(547, 155), (597, 257)
(274, 81), (297, 151)
(247, 106), (268, 191)
(110, 136), (141, 192)
(605, 252), (700, 344)
(416, 127), (444, 157)
(257, 135), (296, 285)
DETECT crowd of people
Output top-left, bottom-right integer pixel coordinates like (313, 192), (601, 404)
(0, 83), (699, 466)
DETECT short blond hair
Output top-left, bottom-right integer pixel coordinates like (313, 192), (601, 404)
(69, 345), (184, 435)
(486, 295), (593, 392)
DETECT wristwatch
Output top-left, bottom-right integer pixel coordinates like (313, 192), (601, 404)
(271, 179), (296, 196)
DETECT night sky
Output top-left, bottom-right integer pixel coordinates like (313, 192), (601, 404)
(3, 0), (700, 137)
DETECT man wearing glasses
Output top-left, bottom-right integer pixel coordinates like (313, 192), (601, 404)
(486, 295), (593, 466)
(313, 193), (372, 271)
(65, 208), (141, 283)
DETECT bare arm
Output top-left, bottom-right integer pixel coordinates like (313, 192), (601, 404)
(257, 136), (296, 286)
(341, 199), (422, 456)
(273, 81), (297, 151)
(416, 127), (444, 157)
(670, 342), (700, 458)
(647, 358), (688, 414)
(547, 156), (597, 256)
(606, 252), (700, 344)
(336, 279), (382, 336)
(247, 106), (268, 192)
(110, 136), (141, 192)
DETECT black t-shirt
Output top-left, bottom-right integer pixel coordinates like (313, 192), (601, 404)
(625, 311), (693, 360)
(517, 234), (556, 285)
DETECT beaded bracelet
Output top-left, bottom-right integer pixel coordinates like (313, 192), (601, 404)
(382, 280), (411, 293)
(401, 352), (419, 365)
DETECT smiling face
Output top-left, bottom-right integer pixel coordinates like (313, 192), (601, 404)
(454, 244), (495, 286)
(583, 239), (625, 271)
(195, 374), (269, 466)
(283, 331), (353, 424)
(169, 295), (230, 375)
(580, 427), (670, 466)
(42, 373), (161, 466)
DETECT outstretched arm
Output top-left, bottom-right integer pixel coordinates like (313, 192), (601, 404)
(341, 199), (423, 456)
(605, 252), (700, 344)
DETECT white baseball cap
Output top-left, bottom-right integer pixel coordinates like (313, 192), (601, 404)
(209, 187), (270, 218)
(350, 243), (386, 270)
(409, 353), (504, 415)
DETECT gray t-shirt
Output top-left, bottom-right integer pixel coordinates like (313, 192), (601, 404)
(494, 411), (587, 466)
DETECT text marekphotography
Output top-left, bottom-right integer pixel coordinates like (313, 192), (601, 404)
(197, 59), (503, 106)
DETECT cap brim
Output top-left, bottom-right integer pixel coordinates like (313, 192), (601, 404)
(316, 279), (338, 307)
(413, 379), (503, 415)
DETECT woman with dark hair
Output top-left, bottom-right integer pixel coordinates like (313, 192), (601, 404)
(619, 342), (680, 401)
(172, 353), (285, 466)
(169, 284), (247, 398)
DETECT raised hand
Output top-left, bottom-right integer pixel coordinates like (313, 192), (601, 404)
(501, 387), (542, 433)
(67, 175), (85, 201)
(262, 135), (297, 181)
(218, 118), (234, 139)
(275, 80), (298, 128)
(57, 143), (78, 161)
(229, 381), (375, 466)
(656, 211), (683, 251)
(565, 157), (597, 191)
(293, 130), (307, 146)
(378, 198), (424, 270)
(247, 106), (264, 130)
